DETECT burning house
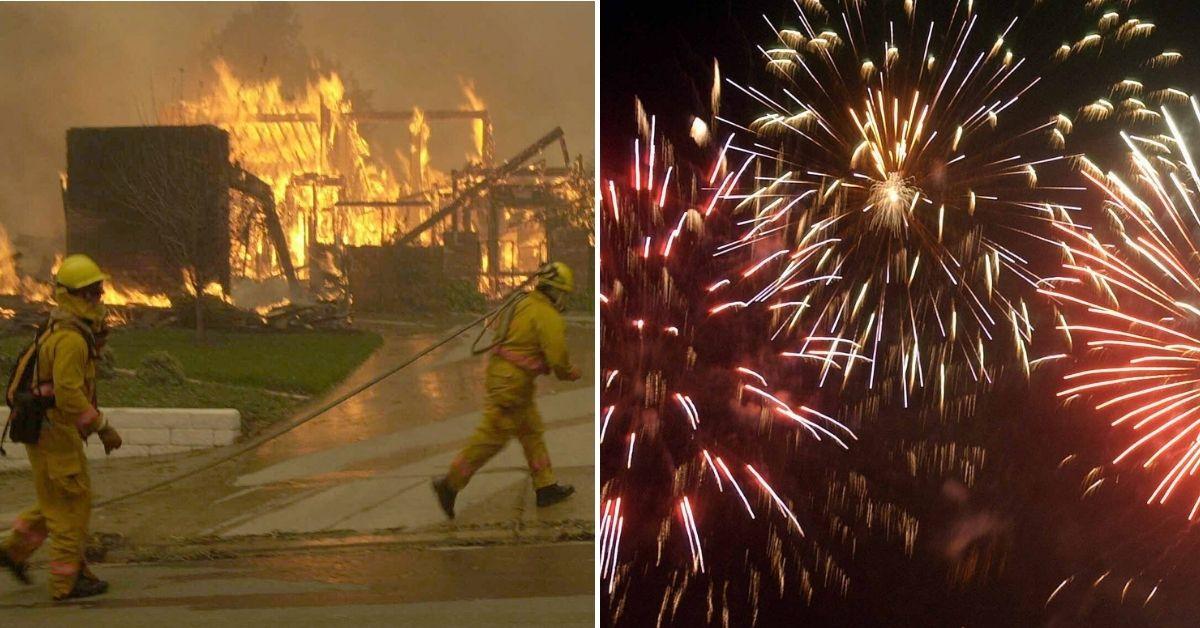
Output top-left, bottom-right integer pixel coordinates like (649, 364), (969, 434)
(65, 125), (235, 295)
(47, 61), (593, 319)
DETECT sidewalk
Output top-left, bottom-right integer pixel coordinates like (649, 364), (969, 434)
(0, 542), (593, 626)
(0, 323), (596, 624)
(3, 326), (594, 543)
(204, 386), (594, 539)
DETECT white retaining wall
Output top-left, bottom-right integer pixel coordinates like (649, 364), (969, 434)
(0, 408), (241, 466)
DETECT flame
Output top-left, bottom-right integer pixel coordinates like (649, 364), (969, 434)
(459, 78), (487, 161)
(156, 58), (564, 302)
(103, 284), (172, 308)
(253, 298), (291, 316)
(0, 223), (52, 302)
(0, 227), (172, 310)
(409, 107), (431, 192)
(165, 59), (421, 281)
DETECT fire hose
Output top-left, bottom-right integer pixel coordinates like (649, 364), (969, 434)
(93, 266), (557, 510)
(469, 285), (524, 356)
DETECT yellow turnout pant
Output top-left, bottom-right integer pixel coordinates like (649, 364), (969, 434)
(2, 442), (92, 598)
(447, 365), (555, 491)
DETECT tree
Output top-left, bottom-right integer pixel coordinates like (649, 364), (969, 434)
(97, 126), (231, 343)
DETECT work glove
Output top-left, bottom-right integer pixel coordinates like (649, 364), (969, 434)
(98, 425), (122, 455)
(565, 366), (582, 381)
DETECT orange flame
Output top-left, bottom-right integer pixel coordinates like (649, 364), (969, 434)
(459, 78), (487, 161)
(166, 59), (419, 281)
(103, 285), (172, 308)
(0, 231), (172, 310)
(0, 223), (52, 302)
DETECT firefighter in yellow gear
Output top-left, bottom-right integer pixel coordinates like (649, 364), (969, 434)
(433, 262), (582, 518)
(0, 254), (122, 600)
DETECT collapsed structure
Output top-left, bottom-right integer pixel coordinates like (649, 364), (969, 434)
(54, 62), (593, 317)
(65, 126), (234, 294)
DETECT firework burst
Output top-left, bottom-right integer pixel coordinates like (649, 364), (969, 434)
(600, 0), (1183, 622)
(1043, 98), (1200, 519)
(714, 0), (1174, 411)
(600, 119), (918, 623)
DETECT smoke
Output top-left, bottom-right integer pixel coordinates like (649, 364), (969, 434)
(0, 3), (232, 245)
(201, 3), (314, 92)
(0, 1), (594, 248)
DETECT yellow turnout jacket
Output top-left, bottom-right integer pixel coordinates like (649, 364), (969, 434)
(34, 300), (103, 479)
(487, 290), (574, 403)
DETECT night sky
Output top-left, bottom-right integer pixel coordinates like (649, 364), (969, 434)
(600, 1), (1200, 625)
(602, 0), (1200, 175)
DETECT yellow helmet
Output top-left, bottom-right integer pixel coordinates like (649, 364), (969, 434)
(537, 261), (575, 293)
(56, 254), (109, 290)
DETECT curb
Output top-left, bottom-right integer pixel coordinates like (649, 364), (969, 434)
(0, 407), (242, 468)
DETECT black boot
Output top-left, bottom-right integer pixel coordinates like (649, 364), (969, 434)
(54, 575), (108, 601)
(432, 477), (457, 519)
(0, 551), (30, 585)
(536, 483), (576, 507)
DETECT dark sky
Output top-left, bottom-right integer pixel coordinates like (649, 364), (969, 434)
(601, 0), (1200, 177)
(599, 1), (1200, 622)
(0, 1), (594, 240)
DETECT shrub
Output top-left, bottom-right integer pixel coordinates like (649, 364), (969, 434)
(96, 347), (118, 380)
(136, 351), (187, 386)
(444, 279), (487, 312)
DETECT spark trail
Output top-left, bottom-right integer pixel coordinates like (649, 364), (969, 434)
(719, 0), (1174, 411)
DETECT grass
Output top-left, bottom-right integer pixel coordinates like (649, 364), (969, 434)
(0, 334), (29, 356)
(105, 328), (382, 395)
(1, 327), (383, 432)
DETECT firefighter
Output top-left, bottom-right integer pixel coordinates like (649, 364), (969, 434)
(433, 262), (582, 518)
(0, 254), (122, 600)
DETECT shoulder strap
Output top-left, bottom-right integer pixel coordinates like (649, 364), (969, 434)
(63, 320), (98, 359)
(44, 319), (98, 360)
(5, 320), (51, 406)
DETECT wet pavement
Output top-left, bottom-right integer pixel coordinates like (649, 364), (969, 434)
(0, 316), (595, 623)
(0, 542), (593, 626)
(212, 385), (593, 537)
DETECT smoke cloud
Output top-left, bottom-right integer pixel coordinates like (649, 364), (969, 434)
(0, 1), (594, 245)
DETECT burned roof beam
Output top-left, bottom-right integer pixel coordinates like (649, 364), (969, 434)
(355, 109), (489, 122)
(230, 167), (302, 298)
(244, 109), (488, 124)
(334, 199), (432, 208)
(289, 173), (344, 186)
(558, 135), (570, 169)
(395, 127), (565, 246)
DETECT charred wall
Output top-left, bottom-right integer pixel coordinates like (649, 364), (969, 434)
(345, 244), (443, 312)
(65, 125), (232, 291)
(547, 226), (592, 294)
(346, 235), (482, 312)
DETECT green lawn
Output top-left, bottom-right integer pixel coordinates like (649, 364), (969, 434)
(1, 327), (383, 432)
(106, 328), (382, 395)
(4, 328), (381, 395)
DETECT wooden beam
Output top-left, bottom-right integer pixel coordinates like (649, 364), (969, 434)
(242, 109), (487, 124)
(230, 168), (302, 297)
(334, 199), (432, 208)
(395, 127), (566, 246)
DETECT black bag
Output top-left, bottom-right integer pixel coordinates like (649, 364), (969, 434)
(1, 319), (98, 455)
(5, 391), (55, 446)
(2, 323), (53, 453)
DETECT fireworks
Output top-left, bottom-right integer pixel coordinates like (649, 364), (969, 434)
(601, 0), (1187, 622)
(601, 117), (923, 623)
(716, 0), (1172, 410)
(600, 126), (846, 615)
(1043, 98), (1200, 519)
